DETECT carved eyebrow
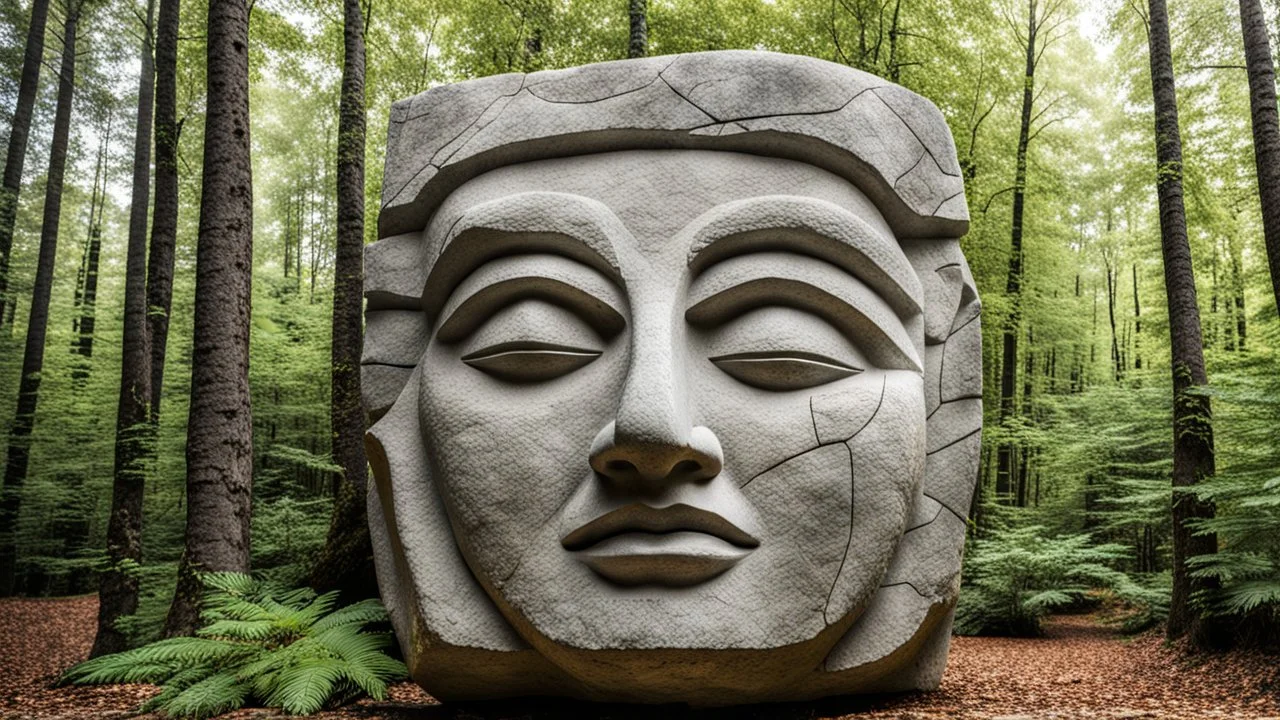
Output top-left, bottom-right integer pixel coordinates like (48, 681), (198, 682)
(436, 254), (626, 343)
(684, 195), (922, 319)
(686, 252), (921, 372)
(423, 191), (627, 324)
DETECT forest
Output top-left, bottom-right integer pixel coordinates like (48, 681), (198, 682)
(0, 0), (1278, 716)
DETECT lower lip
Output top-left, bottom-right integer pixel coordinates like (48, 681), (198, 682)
(574, 531), (753, 587)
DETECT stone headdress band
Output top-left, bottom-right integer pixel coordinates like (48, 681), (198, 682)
(363, 50), (972, 420)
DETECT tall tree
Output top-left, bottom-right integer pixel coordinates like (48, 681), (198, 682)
(164, 0), (254, 637)
(628, 0), (646, 58)
(0, 0), (83, 596)
(146, 0), (181, 420)
(1237, 0), (1280, 317)
(1144, 0), (1222, 649)
(310, 0), (374, 596)
(997, 0), (1064, 505)
(0, 0), (51, 326)
(71, 114), (110, 374)
(93, 0), (156, 657)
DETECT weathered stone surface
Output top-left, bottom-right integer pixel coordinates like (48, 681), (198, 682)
(364, 50), (981, 706)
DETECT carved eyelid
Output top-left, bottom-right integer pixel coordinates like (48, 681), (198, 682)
(436, 254), (626, 344)
(685, 252), (921, 372)
(682, 195), (922, 318)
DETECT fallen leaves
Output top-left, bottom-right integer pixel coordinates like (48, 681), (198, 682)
(1, 597), (1276, 719)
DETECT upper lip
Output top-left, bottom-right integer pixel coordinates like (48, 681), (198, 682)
(560, 503), (760, 551)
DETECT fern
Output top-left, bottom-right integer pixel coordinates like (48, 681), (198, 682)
(63, 573), (406, 718)
(956, 523), (1136, 637)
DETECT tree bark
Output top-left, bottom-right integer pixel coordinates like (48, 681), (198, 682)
(164, 0), (254, 638)
(146, 0), (181, 421)
(998, 0), (1038, 504)
(1146, 0), (1224, 649)
(310, 0), (375, 597)
(93, 0), (156, 657)
(628, 0), (647, 58)
(1238, 0), (1280, 318)
(0, 0), (50, 327)
(0, 0), (79, 596)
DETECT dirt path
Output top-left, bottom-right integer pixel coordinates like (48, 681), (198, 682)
(1, 596), (1276, 719)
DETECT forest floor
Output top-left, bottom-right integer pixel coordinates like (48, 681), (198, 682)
(1, 596), (1277, 720)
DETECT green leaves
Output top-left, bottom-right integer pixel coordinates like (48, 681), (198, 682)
(63, 573), (406, 718)
(956, 524), (1137, 637)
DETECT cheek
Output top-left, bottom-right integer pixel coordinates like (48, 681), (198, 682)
(418, 338), (627, 581)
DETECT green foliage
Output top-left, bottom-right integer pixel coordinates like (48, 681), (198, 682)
(62, 573), (406, 718)
(956, 521), (1134, 637)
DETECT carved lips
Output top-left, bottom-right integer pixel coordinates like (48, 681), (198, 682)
(561, 503), (759, 587)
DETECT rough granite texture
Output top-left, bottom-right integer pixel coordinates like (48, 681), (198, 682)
(363, 51), (982, 706)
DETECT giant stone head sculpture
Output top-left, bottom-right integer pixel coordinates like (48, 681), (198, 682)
(363, 50), (983, 705)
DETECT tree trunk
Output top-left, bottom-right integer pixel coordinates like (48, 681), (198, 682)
(1238, 0), (1280, 318)
(0, 1), (79, 596)
(310, 0), (375, 598)
(93, 0), (156, 657)
(998, 0), (1037, 506)
(1145, 0), (1224, 650)
(0, 0), (50, 327)
(628, 0), (647, 58)
(72, 119), (110, 377)
(1132, 263), (1141, 369)
(163, 0), (254, 638)
(146, 0), (182, 421)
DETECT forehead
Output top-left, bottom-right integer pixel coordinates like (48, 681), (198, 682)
(423, 150), (894, 259)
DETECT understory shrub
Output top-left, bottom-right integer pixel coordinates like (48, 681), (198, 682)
(62, 572), (406, 718)
(955, 524), (1133, 636)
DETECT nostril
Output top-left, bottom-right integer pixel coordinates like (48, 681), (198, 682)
(671, 459), (702, 477)
(605, 459), (637, 476)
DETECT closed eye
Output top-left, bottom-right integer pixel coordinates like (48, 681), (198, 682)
(462, 341), (601, 383)
(710, 351), (862, 391)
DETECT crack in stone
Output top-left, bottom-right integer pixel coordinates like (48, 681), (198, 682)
(926, 394), (983, 421)
(655, 74), (718, 123)
(524, 75), (664, 105)
(894, 150), (928, 187)
(932, 189), (965, 215)
(743, 375), (886, 490)
(809, 395), (820, 445)
(904, 500), (944, 533)
(432, 77), (529, 168)
(922, 490), (970, 524)
(878, 579), (933, 600)
(925, 425), (981, 457)
(823, 440), (858, 623)
(870, 87), (963, 180)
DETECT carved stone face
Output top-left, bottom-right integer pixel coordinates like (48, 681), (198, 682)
(364, 51), (982, 706)
(420, 149), (923, 655)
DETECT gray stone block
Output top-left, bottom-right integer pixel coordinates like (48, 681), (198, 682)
(364, 50), (982, 705)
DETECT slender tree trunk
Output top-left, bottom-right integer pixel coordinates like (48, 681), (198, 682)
(0, 1), (80, 596)
(146, 0), (182, 421)
(998, 0), (1037, 505)
(1238, 0), (1280, 317)
(628, 0), (647, 58)
(93, 0), (157, 657)
(164, 0), (254, 638)
(72, 118), (110, 377)
(1146, 0), (1224, 650)
(0, 0), (51, 327)
(310, 0), (375, 597)
(1132, 263), (1141, 369)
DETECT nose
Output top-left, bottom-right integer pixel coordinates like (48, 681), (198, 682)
(588, 298), (722, 495)
(590, 422), (724, 495)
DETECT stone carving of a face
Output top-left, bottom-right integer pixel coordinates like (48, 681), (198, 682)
(363, 51), (982, 706)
